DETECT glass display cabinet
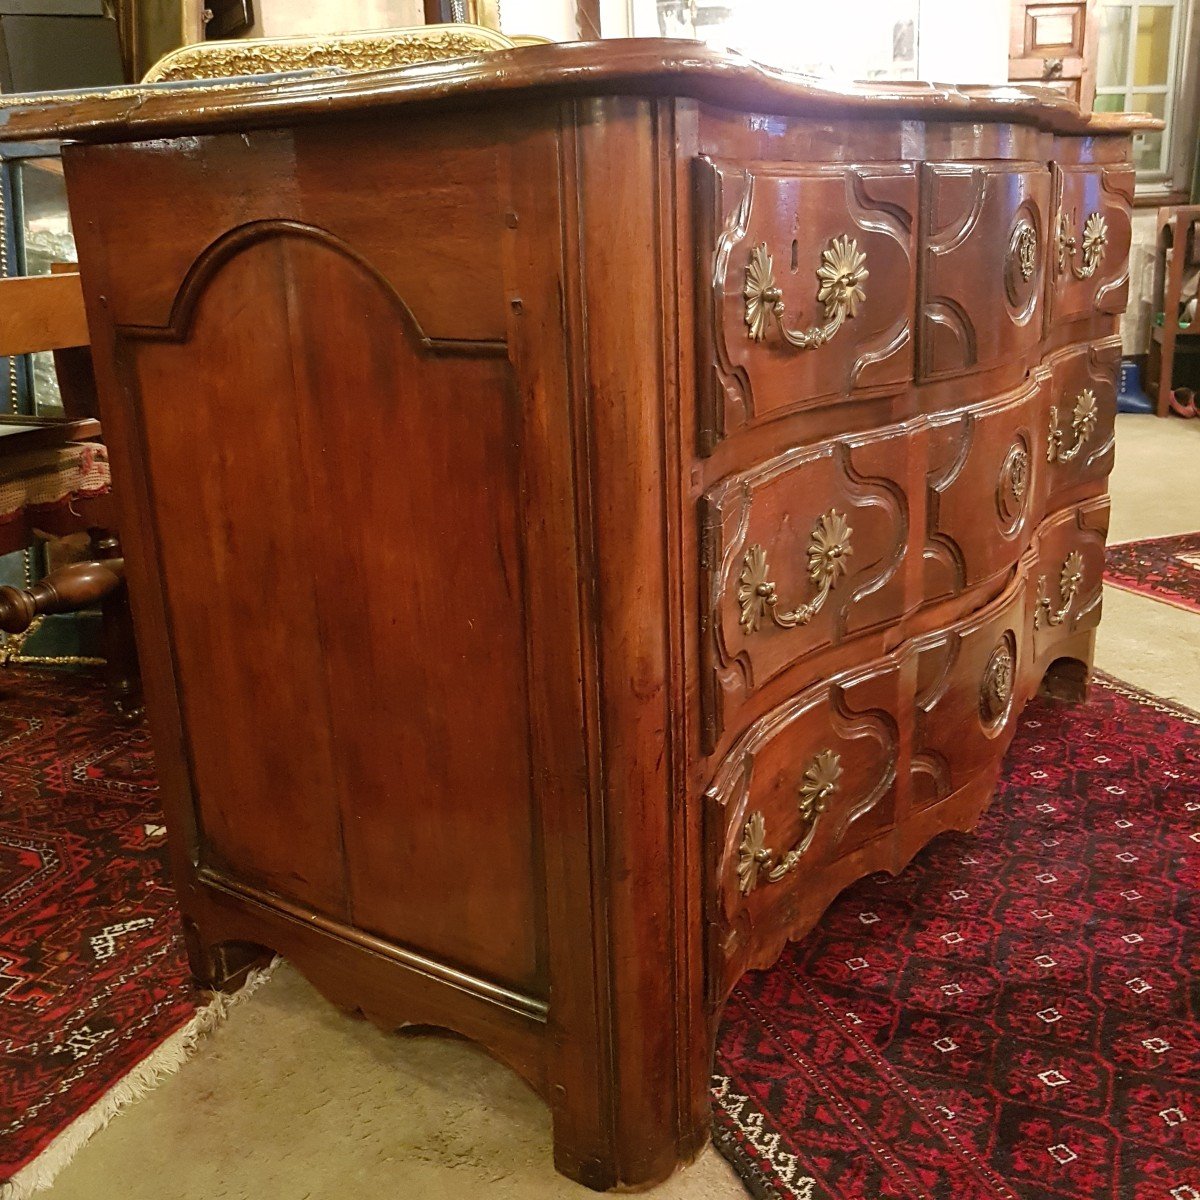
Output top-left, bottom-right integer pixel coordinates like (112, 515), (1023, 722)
(0, 136), (94, 664)
(1, 141), (77, 417)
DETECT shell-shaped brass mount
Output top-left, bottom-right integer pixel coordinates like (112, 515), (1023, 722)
(1056, 211), (1108, 280)
(1047, 388), (1098, 463)
(736, 510), (853, 635)
(736, 750), (843, 895)
(1035, 550), (1085, 629)
(744, 236), (868, 350)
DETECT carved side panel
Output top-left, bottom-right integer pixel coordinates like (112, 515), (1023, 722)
(696, 158), (917, 452)
(62, 121), (512, 344)
(707, 668), (901, 993)
(910, 574), (1028, 811)
(701, 427), (911, 746)
(918, 161), (1051, 380)
(125, 229), (544, 993)
(1049, 165), (1134, 323)
(923, 377), (1042, 601)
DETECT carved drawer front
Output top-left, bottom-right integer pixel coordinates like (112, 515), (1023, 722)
(701, 428), (911, 747)
(708, 665), (902, 990)
(919, 161), (1051, 381)
(1036, 338), (1120, 513)
(923, 378), (1041, 601)
(1049, 165), (1134, 324)
(910, 572), (1028, 812)
(697, 158), (917, 451)
(1027, 494), (1110, 669)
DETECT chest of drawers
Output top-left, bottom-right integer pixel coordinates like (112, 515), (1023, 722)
(1, 41), (1153, 1191)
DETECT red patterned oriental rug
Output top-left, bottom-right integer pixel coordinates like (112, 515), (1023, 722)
(1105, 532), (1200, 614)
(0, 669), (273, 1200)
(713, 674), (1200, 1200)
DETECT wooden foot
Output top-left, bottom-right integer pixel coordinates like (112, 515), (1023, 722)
(180, 916), (274, 993)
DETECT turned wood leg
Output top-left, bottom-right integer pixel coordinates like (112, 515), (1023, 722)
(90, 531), (143, 719)
(0, 556), (125, 632)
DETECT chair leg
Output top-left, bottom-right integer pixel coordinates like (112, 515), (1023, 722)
(91, 531), (142, 720)
(0, 557), (124, 632)
(0, 531), (142, 720)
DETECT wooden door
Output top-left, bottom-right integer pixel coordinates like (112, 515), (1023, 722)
(1009, 0), (1099, 108)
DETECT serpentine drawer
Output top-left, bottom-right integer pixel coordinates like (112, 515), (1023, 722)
(1027, 494), (1110, 676)
(918, 161), (1051, 381)
(1049, 164), (1134, 324)
(1036, 337), (1120, 514)
(702, 379), (1045, 741)
(697, 158), (918, 450)
(708, 488), (1104, 994)
(709, 565), (1029, 995)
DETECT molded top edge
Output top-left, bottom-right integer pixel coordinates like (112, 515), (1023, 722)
(0, 38), (1162, 143)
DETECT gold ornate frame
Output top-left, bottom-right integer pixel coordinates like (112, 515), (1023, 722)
(142, 23), (526, 84)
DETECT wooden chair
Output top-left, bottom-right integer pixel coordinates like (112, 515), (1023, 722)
(0, 270), (139, 715)
(1146, 204), (1200, 417)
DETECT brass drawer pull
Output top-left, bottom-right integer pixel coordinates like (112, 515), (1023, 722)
(737, 510), (853, 634)
(1056, 211), (1107, 280)
(744, 236), (868, 350)
(1047, 388), (1098, 463)
(737, 750), (843, 895)
(1035, 550), (1085, 629)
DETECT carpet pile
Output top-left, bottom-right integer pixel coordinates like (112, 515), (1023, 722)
(713, 674), (1200, 1200)
(1105, 532), (1200, 614)
(0, 669), (271, 1200)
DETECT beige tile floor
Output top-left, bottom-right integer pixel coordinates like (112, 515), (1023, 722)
(43, 414), (1200, 1200)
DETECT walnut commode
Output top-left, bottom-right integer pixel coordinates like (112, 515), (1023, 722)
(1, 41), (1153, 1191)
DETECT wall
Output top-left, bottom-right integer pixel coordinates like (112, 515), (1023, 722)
(500, 0), (578, 40)
(619, 0), (1009, 82)
(917, 0), (1008, 83)
(253, 0), (423, 38)
(1125, 209), (1160, 355)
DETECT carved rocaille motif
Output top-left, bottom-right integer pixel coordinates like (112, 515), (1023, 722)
(1056, 211), (1108, 280)
(1014, 220), (1038, 282)
(1047, 388), (1098, 463)
(744, 236), (867, 350)
(1035, 550), (1086, 629)
(1008, 446), (1029, 502)
(980, 640), (1015, 725)
(995, 439), (1031, 534)
(737, 510), (853, 634)
(737, 749), (843, 894)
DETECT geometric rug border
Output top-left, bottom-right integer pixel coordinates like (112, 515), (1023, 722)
(1102, 577), (1200, 615)
(1092, 667), (1200, 722)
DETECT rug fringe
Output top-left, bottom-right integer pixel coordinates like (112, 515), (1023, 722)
(0, 958), (280, 1200)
